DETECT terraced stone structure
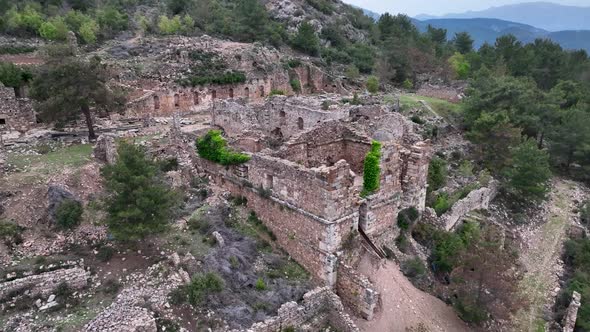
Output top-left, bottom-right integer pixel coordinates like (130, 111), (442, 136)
(196, 97), (432, 319)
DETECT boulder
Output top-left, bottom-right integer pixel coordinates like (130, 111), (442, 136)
(93, 134), (118, 165)
(46, 185), (79, 224)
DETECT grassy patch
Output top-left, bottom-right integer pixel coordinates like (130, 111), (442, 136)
(5, 144), (93, 183)
(399, 94), (462, 123)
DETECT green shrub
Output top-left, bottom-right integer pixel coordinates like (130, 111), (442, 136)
(458, 160), (474, 177)
(345, 65), (360, 79)
(180, 71), (247, 87)
(306, 0), (334, 14)
(186, 272), (224, 305)
(0, 45), (36, 54)
(196, 130), (251, 166)
(290, 79), (302, 93)
(287, 59), (302, 68)
(454, 299), (487, 324)
(410, 115), (425, 125)
(255, 277), (266, 291)
(427, 157), (447, 192)
(402, 78), (414, 89)
(401, 258), (426, 278)
(55, 200), (83, 229)
(361, 141), (382, 196)
(291, 21), (320, 56)
(321, 100), (330, 110)
(0, 220), (23, 246)
(395, 233), (410, 253)
(366, 76), (379, 94)
(96, 245), (115, 262)
(433, 193), (451, 216)
(397, 207), (420, 230)
(188, 215), (211, 235)
(270, 89), (285, 96)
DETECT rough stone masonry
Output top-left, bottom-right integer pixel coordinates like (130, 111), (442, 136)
(195, 97), (432, 320)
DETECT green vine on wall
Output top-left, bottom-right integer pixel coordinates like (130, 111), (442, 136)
(361, 141), (382, 197)
(196, 130), (251, 166)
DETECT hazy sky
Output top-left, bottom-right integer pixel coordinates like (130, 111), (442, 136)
(341, 0), (590, 17)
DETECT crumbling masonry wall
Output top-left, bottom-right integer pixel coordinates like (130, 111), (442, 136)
(0, 267), (90, 301)
(212, 98), (350, 141)
(196, 104), (432, 321)
(0, 83), (35, 132)
(231, 287), (360, 332)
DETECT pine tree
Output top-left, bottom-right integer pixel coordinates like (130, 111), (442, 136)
(506, 139), (552, 200)
(292, 21), (320, 56)
(101, 143), (177, 241)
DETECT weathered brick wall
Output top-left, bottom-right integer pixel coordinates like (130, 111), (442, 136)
(231, 287), (359, 332)
(335, 263), (379, 320)
(0, 84), (35, 132)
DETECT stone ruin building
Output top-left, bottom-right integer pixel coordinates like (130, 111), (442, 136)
(119, 36), (345, 119)
(196, 96), (432, 319)
(0, 83), (35, 135)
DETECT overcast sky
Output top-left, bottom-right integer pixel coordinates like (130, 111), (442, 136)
(341, 0), (590, 17)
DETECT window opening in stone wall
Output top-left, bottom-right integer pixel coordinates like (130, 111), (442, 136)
(194, 91), (199, 105)
(0, 118), (6, 125)
(297, 117), (304, 130)
(154, 95), (160, 110)
(264, 174), (274, 189)
(212, 90), (217, 99)
(174, 94), (180, 107)
(229, 88), (234, 98)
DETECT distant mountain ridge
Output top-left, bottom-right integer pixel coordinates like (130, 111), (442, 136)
(415, 2), (590, 32)
(413, 18), (590, 53)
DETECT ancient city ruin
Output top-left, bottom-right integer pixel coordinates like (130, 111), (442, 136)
(1, 1), (589, 330)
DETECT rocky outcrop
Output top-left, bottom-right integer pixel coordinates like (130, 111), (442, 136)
(46, 185), (79, 224)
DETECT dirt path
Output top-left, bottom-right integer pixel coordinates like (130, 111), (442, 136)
(354, 255), (470, 332)
(514, 179), (585, 331)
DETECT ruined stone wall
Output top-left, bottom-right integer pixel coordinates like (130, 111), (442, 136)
(247, 155), (360, 221)
(292, 65), (343, 95)
(0, 84), (35, 132)
(440, 181), (498, 231)
(211, 98), (349, 141)
(231, 287), (359, 332)
(125, 76), (277, 118)
(274, 121), (371, 174)
(0, 267), (89, 301)
(196, 158), (356, 284)
(400, 141), (432, 211)
(335, 263), (379, 320)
